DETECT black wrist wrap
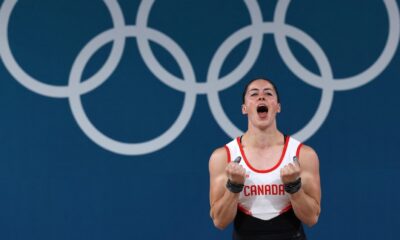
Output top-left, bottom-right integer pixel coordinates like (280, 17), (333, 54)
(226, 179), (244, 193)
(284, 177), (302, 194)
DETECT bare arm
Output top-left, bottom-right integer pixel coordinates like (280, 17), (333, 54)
(209, 147), (245, 229)
(282, 145), (321, 226)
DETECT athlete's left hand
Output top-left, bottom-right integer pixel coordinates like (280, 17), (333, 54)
(280, 159), (301, 184)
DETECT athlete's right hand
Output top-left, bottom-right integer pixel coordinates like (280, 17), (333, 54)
(225, 161), (246, 185)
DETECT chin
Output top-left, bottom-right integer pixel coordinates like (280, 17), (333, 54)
(255, 121), (271, 130)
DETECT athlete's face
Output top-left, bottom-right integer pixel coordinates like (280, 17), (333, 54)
(242, 79), (281, 128)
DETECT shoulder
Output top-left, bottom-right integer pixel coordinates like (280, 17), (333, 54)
(208, 147), (229, 175)
(299, 144), (318, 160)
(298, 144), (320, 173)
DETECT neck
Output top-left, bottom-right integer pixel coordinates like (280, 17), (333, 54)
(243, 123), (284, 149)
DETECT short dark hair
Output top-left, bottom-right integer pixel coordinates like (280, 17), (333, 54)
(242, 77), (280, 104)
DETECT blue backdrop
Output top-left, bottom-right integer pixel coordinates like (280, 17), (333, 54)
(1, 0), (399, 239)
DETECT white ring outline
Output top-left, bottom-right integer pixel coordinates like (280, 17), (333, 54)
(68, 26), (197, 156)
(135, 0), (264, 94)
(0, 0), (126, 98)
(207, 23), (335, 141)
(274, 0), (400, 91)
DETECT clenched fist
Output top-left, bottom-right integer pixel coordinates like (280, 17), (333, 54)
(226, 161), (246, 185)
(280, 157), (301, 184)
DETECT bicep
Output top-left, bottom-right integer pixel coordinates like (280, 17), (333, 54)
(209, 148), (229, 207)
(299, 146), (321, 203)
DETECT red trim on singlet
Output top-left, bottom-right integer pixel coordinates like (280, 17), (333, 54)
(237, 136), (290, 173)
(238, 203), (252, 216)
(224, 145), (231, 163)
(279, 204), (293, 214)
(296, 143), (303, 159)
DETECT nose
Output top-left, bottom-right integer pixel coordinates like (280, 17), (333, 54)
(258, 96), (265, 101)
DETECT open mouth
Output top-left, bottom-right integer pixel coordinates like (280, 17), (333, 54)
(256, 105), (268, 118)
(257, 105), (268, 113)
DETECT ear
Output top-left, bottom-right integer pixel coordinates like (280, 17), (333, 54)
(277, 103), (281, 113)
(242, 104), (247, 115)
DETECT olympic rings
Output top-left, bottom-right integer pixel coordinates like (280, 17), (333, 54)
(1, 0), (398, 155)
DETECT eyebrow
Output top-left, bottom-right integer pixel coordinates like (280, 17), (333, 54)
(248, 88), (274, 92)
